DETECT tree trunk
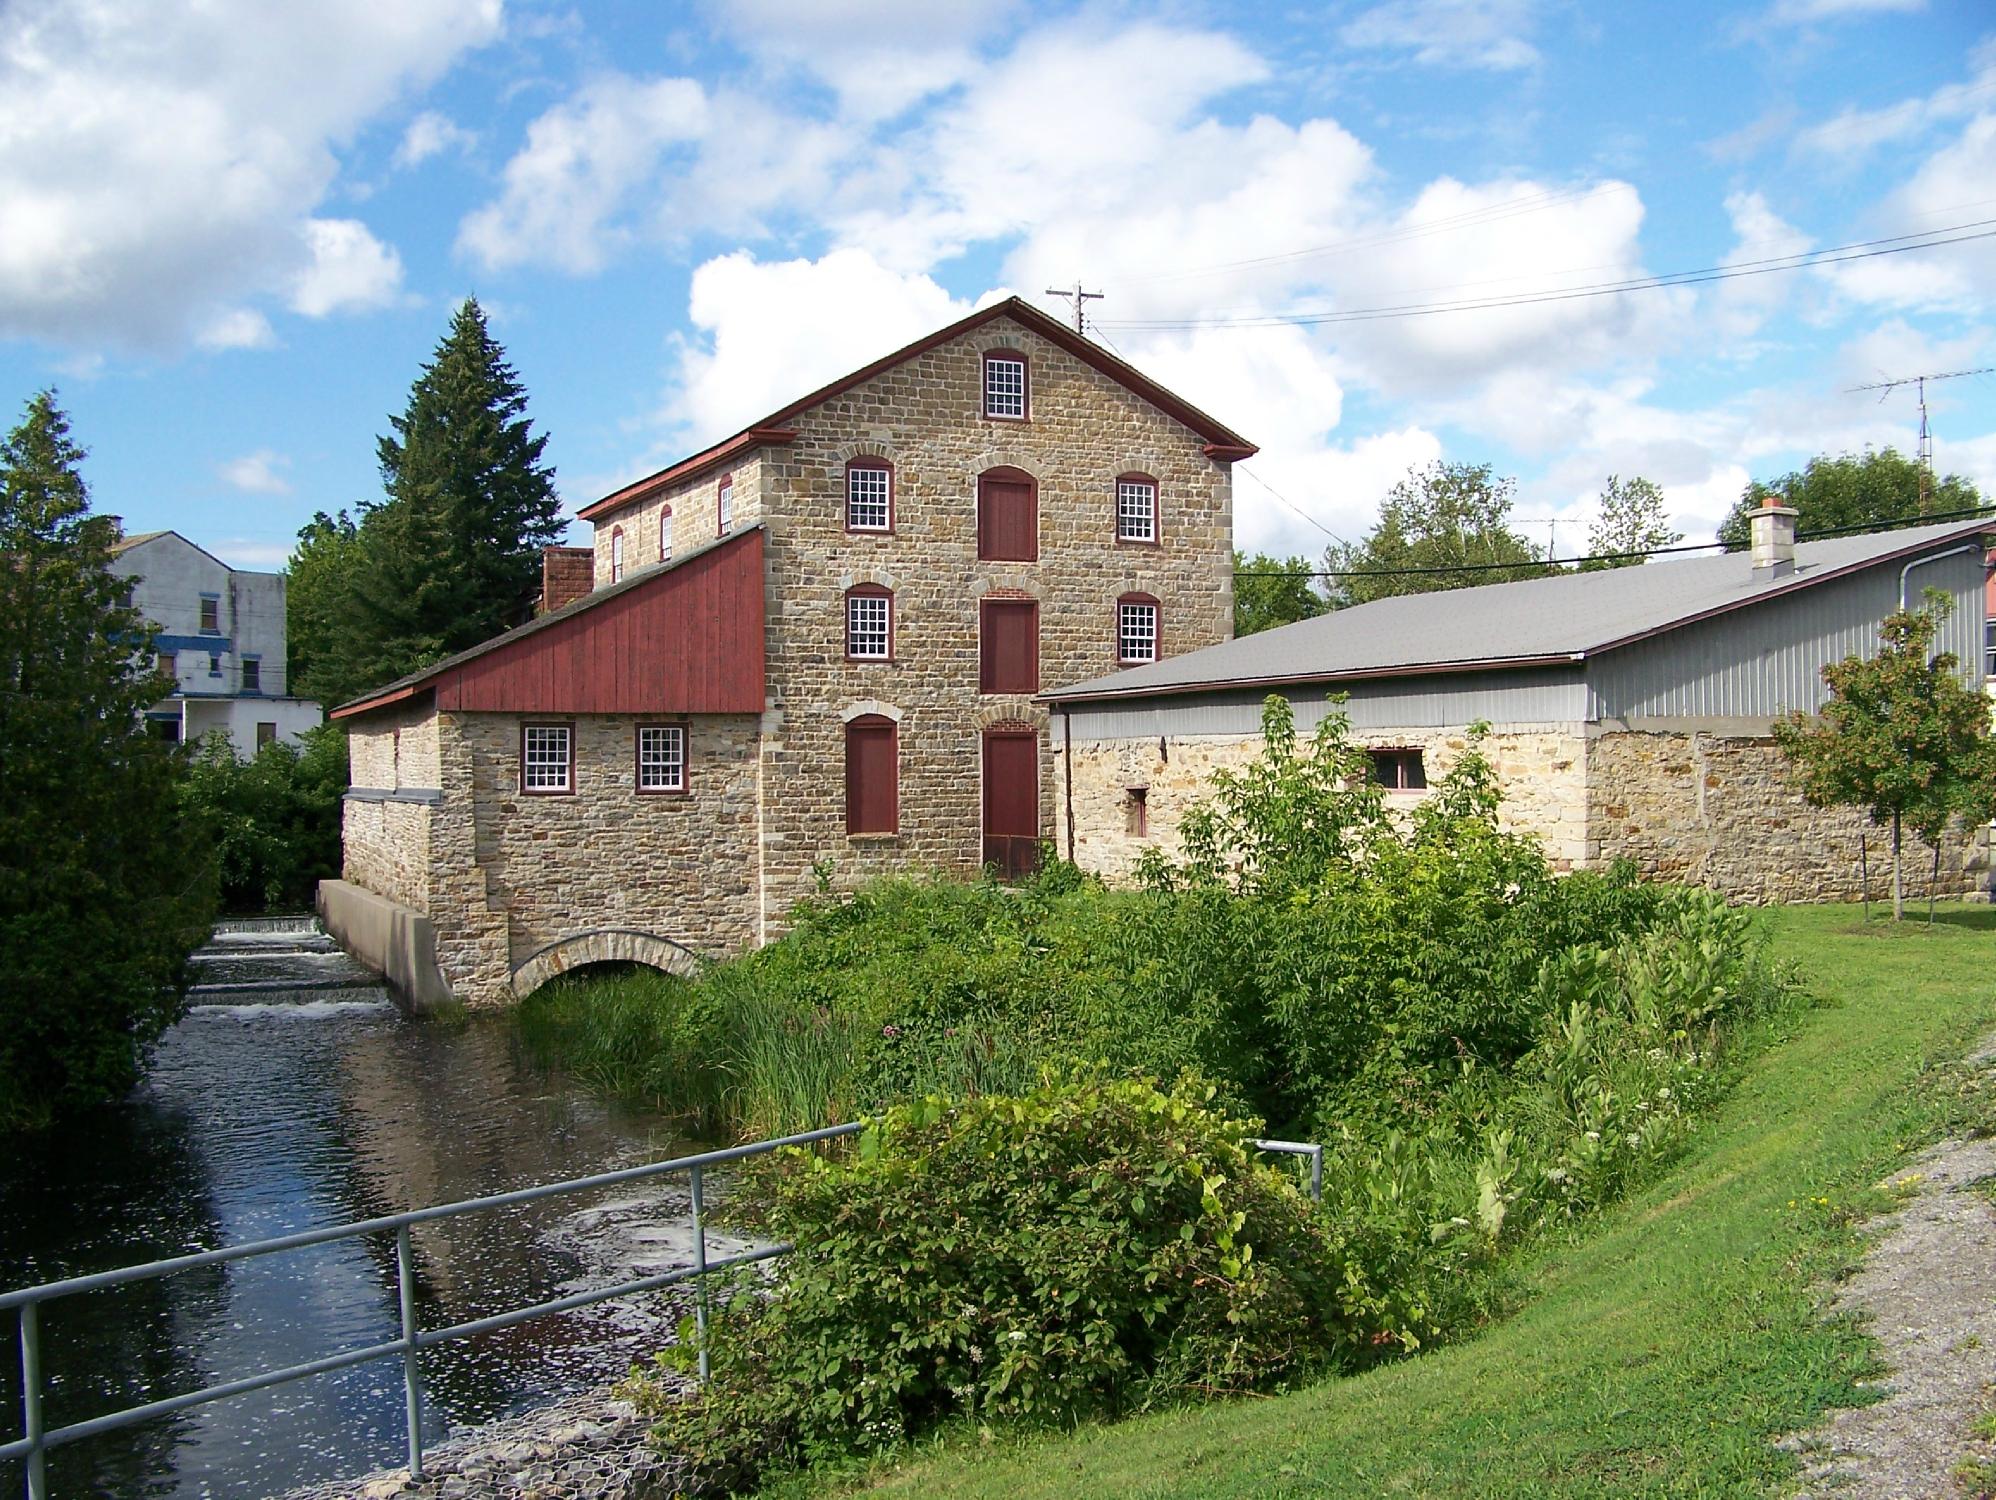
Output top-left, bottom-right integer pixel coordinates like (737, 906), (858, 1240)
(1891, 810), (1904, 922)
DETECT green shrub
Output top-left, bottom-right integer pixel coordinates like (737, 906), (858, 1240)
(627, 1075), (1361, 1492)
(176, 724), (347, 912)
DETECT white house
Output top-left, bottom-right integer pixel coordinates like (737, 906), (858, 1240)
(109, 530), (322, 755)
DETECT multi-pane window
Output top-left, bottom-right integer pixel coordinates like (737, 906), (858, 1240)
(611, 528), (625, 583)
(1369, 749), (1428, 791)
(521, 723), (573, 793)
(241, 658), (261, 694)
(637, 724), (687, 793)
(659, 507), (673, 562)
(983, 354), (1027, 419)
(847, 462), (891, 531)
(1117, 598), (1160, 664)
(1985, 617), (1995, 677)
(718, 475), (734, 535)
(256, 722), (278, 749)
(847, 589), (892, 659)
(199, 597), (220, 633)
(845, 715), (898, 834)
(1116, 477), (1158, 543)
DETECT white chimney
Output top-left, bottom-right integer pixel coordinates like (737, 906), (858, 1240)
(1750, 497), (1797, 580)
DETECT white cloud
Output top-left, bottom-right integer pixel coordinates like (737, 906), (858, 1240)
(1818, 113), (1996, 307)
(1767, 0), (1922, 22)
(195, 307), (278, 352)
(0, 0), (501, 351)
(1793, 49), (1996, 160)
(394, 109), (476, 169)
(218, 449), (294, 495)
(1339, 0), (1544, 71)
(1711, 190), (1814, 337)
(289, 219), (405, 317)
(706, 0), (1009, 121)
(457, 74), (708, 274)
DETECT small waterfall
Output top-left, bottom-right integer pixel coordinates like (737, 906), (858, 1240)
(187, 917), (395, 1016)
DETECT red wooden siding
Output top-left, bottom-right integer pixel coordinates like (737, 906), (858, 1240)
(977, 469), (1038, 562)
(436, 529), (766, 715)
(981, 727), (1040, 878)
(980, 600), (1039, 694)
(845, 716), (898, 834)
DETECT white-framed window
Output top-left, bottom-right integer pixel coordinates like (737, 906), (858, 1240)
(718, 474), (734, 535)
(1117, 599), (1159, 664)
(611, 527), (625, 583)
(199, 596), (220, 633)
(984, 356), (1027, 419)
(1985, 617), (1995, 677)
(637, 724), (687, 793)
(847, 463), (891, 531)
(522, 723), (573, 793)
(240, 658), (261, 694)
(1116, 478), (1158, 543)
(847, 590), (892, 659)
(659, 507), (673, 562)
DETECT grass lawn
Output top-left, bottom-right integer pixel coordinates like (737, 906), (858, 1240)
(815, 903), (1996, 1500)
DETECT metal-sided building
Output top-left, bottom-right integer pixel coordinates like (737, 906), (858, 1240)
(1044, 509), (1993, 903)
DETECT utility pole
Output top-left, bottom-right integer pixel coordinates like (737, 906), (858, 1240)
(1045, 282), (1104, 333)
(1848, 366), (1995, 509)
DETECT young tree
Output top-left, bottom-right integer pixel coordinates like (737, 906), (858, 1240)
(342, 298), (563, 698)
(1717, 448), (1984, 549)
(1580, 474), (1681, 570)
(0, 392), (215, 1128)
(1233, 550), (1329, 636)
(1323, 462), (1551, 606)
(1773, 596), (1996, 920)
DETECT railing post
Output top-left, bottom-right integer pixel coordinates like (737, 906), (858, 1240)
(1309, 1144), (1324, 1202)
(394, 1226), (424, 1480)
(689, 1165), (710, 1383)
(20, 1301), (45, 1500)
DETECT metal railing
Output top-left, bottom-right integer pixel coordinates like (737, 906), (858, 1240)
(2, 1125), (1322, 1499)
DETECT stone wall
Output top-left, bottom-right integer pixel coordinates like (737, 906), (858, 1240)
(424, 711), (764, 1004)
(591, 455), (765, 587)
(341, 706), (442, 911)
(754, 321), (1236, 917)
(1063, 723), (1589, 880)
(1587, 728), (1985, 903)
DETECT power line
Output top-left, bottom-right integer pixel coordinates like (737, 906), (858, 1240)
(1099, 218), (1996, 331)
(1233, 504), (1995, 579)
(1236, 464), (1350, 547)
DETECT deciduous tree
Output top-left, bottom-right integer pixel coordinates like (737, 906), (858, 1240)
(0, 392), (214, 1128)
(1580, 475), (1681, 570)
(1717, 448), (1983, 549)
(1233, 550), (1329, 636)
(1772, 596), (1996, 920)
(1323, 462), (1551, 605)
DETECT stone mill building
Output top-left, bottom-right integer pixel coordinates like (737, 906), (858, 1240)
(323, 297), (1255, 1006)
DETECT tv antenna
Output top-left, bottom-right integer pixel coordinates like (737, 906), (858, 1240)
(1045, 282), (1104, 333)
(1847, 366), (1995, 507)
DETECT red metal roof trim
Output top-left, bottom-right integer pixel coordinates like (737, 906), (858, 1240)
(577, 298), (1257, 525)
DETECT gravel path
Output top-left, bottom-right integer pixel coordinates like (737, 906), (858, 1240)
(1788, 1076), (1996, 1498)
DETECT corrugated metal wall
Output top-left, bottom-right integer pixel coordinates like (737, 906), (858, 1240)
(1057, 668), (1588, 743)
(1587, 549), (1985, 722)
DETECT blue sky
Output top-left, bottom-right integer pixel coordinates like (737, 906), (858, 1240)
(3, 0), (1993, 570)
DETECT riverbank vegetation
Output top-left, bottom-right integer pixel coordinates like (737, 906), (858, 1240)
(176, 724), (348, 912)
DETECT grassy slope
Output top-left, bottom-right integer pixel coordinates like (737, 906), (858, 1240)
(833, 905), (1996, 1500)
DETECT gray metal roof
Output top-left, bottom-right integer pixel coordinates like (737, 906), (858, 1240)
(1046, 518), (1994, 703)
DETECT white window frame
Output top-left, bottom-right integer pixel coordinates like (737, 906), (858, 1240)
(659, 507), (673, 562)
(611, 528), (625, 583)
(984, 357), (1026, 420)
(637, 724), (687, 793)
(1118, 601), (1159, 665)
(847, 591), (892, 660)
(847, 464), (891, 531)
(1116, 479), (1158, 543)
(718, 475), (734, 534)
(522, 724), (573, 794)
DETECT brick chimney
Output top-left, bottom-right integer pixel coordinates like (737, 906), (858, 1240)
(1750, 493), (1797, 581)
(539, 546), (595, 614)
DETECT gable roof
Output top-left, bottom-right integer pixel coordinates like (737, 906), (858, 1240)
(106, 529), (233, 572)
(331, 522), (765, 719)
(577, 297), (1257, 524)
(1044, 517), (1995, 704)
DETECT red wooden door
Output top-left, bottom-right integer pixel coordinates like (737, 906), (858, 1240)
(982, 729), (1040, 879)
(977, 471), (1038, 561)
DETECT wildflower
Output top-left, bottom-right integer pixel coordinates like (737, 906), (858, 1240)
(1545, 1168), (1569, 1184)
(1626, 1133), (1641, 1148)
(1584, 1130), (1601, 1142)
(1657, 1086), (1671, 1099)
(1007, 1330), (1027, 1342)
(881, 1024), (902, 1039)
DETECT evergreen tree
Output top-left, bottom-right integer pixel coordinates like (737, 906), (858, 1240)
(343, 299), (562, 696)
(1716, 448), (1983, 549)
(1580, 474), (1681, 570)
(1773, 596), (1996, 920)
(0, 392), (215, 1129)
(1322, 462), (1551, 606)
(1233, 550), (1329, 636)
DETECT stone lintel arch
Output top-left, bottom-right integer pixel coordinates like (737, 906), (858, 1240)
(834, 439), (893, 464)
(511, 927), (701, 999)
(841, 698), (903, 723)
(974, 701), (1044, 732)
(838, 565), (899, 592)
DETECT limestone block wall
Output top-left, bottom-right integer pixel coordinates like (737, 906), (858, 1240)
(424, 710), (764, 1004)
(591, 455), (765, 587)
(341, 706), (442, 911)
(753, 320), (1236, 915)
(1586, 729), (1985, 903)
(1063, 723), (1589, 880)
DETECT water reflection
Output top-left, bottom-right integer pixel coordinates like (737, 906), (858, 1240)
(0, 922), (696, 1498)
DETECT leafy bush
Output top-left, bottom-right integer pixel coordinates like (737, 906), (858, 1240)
(626, 1075), (1361, 1492)
(176, 724), (347, 911)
